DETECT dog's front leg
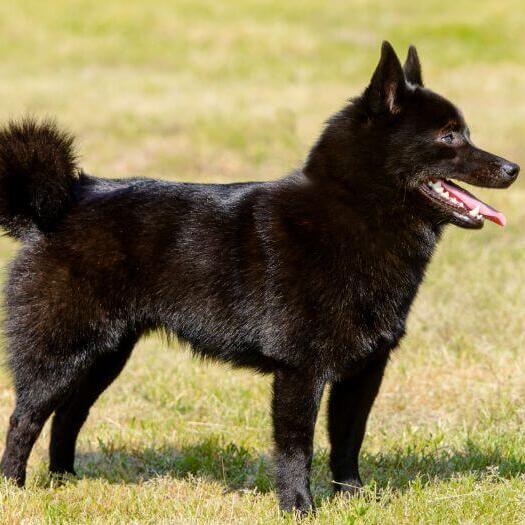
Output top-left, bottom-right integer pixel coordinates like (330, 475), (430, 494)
(328, 352), (389, 495)
(272, 367), (325, 514)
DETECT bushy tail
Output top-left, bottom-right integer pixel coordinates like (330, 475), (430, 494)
(0, 118), (78, 238)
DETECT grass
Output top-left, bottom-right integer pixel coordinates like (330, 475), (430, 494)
(1, 0), (525, 523)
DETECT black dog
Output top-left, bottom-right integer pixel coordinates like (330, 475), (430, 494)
(0, 42), (519, 513)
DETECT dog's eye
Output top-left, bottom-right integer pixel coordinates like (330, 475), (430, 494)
(441, 132), (455, 145)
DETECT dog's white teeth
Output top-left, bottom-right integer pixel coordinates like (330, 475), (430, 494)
(428, 181), (443, 193)
(469, 205), (481, 217)
(426, 180), (481, 218)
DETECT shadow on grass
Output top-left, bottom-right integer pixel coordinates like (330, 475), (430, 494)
(360, 438), (525, 492)
(75, 437), (274, 493)
(65, 437), (525, 498)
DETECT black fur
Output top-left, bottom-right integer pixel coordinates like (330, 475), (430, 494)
(0, 118), (78, 237)
(0, 42), (519, 514)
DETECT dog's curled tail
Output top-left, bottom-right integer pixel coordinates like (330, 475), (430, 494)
(0, 118), (78, 238)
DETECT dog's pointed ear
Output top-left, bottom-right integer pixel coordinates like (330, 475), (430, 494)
(364, 41), (406, 115)
(403, 45), (423, 87)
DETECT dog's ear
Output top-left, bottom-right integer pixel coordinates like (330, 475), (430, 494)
(403, 45), (423, 87)
(364, 41), (406, 115)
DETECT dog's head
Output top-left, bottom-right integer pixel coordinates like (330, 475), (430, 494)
(305, 41), (519, 229)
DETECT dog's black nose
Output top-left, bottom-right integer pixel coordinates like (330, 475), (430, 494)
(503, 162), (520, 179)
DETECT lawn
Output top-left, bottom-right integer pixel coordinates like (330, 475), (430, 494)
(1, 0), (525, 523)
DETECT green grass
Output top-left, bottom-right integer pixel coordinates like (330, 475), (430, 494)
(1, 0), (525, 523)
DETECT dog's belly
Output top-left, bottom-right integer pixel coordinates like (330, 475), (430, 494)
(156, 293), (410, 376)
(162, 313), (282, 373)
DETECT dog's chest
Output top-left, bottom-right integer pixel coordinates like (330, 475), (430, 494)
(331, 272), (415, 350)
(310, 235), (435, 368)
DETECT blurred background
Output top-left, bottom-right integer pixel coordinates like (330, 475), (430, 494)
(0, 1), (524, 523)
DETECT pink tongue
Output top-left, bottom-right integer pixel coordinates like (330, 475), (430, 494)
(440, 180), (506, 226)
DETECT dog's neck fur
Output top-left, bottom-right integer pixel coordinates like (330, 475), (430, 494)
(273, 170), (443, 293)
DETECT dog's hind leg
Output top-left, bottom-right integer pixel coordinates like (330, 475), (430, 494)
(327, 352), (388, 495)
(0, 354), (96, 486)
(49, 331), (139, 476)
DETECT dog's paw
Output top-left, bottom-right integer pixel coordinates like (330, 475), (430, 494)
(333, 477), (363, 497)
(279, 488), (315, 516)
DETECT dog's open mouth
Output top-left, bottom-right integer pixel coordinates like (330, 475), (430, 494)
(419, 178), (506, 228)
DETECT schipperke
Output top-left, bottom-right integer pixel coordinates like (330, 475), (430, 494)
(0, 42), (519, 513)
